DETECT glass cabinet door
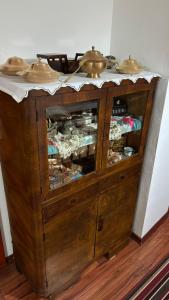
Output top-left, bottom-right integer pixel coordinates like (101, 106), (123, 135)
(107, 91), (148, 167)
(46, 100), (98, 190)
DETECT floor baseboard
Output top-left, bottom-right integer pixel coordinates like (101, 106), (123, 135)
(131, 210), (169, 244)
(6, 254), (14, 264)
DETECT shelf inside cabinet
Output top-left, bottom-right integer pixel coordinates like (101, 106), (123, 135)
(107, 91), (147, 167)
(46, 101), (98, 190)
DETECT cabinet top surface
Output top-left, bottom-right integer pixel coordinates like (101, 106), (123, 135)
(0, 70), (160, 103)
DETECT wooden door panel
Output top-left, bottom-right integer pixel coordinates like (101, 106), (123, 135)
(44, 195), (97, 294)
(95, 176), (139, 258)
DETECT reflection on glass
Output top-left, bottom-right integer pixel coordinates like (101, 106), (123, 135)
(46, 101), (98, 190)
(107, 92), (147, 167)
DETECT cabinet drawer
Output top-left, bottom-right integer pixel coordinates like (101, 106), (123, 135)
(99, 164), (141, 193)
(43, 183), (98, 223)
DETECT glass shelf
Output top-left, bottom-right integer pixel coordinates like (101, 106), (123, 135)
(107, 92), (147, 167)
(46, 101), (98, 190)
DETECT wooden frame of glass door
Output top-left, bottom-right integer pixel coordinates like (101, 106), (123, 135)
(36, 87), (107, 201)
(102, 81), (156, 171)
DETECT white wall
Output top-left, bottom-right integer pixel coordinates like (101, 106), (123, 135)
(111, 0), (169, 237)
(111, 0), (169, 77)
(0, 0), (113, 256)
(0, 0), (113, 63)
(133, 78), (169, 237)
(140, 80), (169, 236)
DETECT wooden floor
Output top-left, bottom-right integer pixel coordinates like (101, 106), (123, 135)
(0, 216), (169, 300)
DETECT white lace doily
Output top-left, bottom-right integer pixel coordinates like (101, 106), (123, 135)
(0, 70), (160, 103)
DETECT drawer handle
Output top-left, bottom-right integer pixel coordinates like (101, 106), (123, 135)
(120, 175), (125, 180)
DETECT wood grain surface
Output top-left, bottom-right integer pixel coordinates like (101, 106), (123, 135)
(0, 215), (168, 299)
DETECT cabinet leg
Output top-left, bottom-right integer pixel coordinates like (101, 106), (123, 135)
(105, 250), (116, 260)
(15, 262), (23, 274)
(105, 239), (130, 260)
(48, 295), (53, 300)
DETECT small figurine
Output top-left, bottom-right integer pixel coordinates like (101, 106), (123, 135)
(108, 150), (123, 164)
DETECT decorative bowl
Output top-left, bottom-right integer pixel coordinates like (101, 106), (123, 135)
(21, 59), (60, 83)
(0, 56), (30, 76)
(116, 56), (143, 74)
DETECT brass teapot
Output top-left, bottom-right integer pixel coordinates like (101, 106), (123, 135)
(80, 46), (107, 78)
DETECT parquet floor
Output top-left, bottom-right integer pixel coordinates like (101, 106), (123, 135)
(0, 216), (168, 300)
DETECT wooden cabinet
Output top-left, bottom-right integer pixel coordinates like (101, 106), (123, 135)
(0, 77), (158, 297)
(96, 174), (140, 258)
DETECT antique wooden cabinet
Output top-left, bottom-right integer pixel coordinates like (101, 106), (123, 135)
(0, 77), (158, 297)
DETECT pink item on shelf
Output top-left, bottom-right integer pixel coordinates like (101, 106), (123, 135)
(48, 139), (55, 145)
(111, 115), (134, 129)
(123, 116), (134, 128)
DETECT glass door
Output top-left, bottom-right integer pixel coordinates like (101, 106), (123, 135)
(106, 91), (148, 167)
(46, 100), (99, 190)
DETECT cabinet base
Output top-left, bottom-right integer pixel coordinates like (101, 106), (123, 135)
(47, 239), (130, 298)
(105, 238), (130, 260)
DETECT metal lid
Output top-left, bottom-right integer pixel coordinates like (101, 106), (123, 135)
(82, 46), (107, 62)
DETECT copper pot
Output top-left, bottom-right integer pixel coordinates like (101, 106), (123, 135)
(80, 46), (107, 78)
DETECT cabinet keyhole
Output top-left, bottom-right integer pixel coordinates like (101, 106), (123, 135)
(70, 198), (76, 204)
(98, 216), (104, 232)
